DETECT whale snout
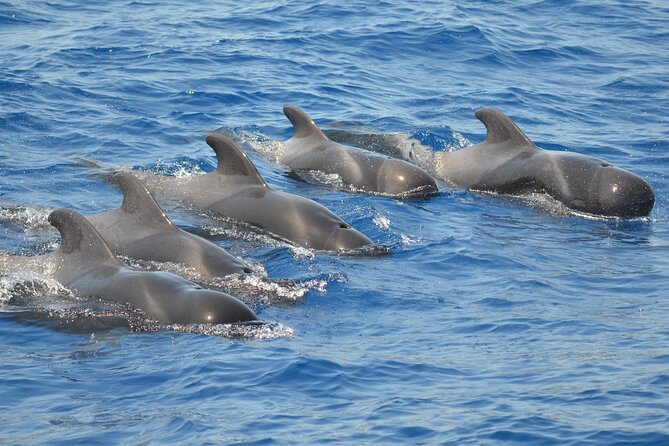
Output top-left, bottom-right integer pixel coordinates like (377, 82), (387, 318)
(324, 224), (373, 252)
(378, 160), (438, 197)
(593, 167), (655, 218)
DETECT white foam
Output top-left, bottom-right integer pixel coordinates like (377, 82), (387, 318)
(140, 321), (294, 340)
(119, 256), (334, 305)
(373, 214), (391, 230)
(0, 205), (53, 232)
(236, 129), (287, 163)
(0, 271), (74, 305)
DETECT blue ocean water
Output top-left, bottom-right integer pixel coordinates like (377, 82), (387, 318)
(2, 0), (669, 444)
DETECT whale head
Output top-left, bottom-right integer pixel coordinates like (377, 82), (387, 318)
(268, 192), (374, 251)
(180, 288), (258, 324)
(589, 164), (655, 218)
(323, 221), (375, 252)
(548, 154), (655, 218)
(378, 159), (438, 197)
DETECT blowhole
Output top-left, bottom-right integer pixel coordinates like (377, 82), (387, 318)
(601, 163), (612, 167)
(339, 223), (349, 229)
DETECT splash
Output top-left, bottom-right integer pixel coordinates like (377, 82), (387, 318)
(0, 205), (53, 232)
(235, 129), (287, 163)
(173, 163), (204, 179)
(135, 320), (294, 340)
(400, 234), (421, 246)
(0, 271), (73, 305)
(120, 256), (335, 305)
(373, 214), (392, 230)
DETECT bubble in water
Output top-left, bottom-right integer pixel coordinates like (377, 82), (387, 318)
(373, 214), (391, 230)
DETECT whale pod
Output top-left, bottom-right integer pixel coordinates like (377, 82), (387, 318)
(138, 134), (375, 252)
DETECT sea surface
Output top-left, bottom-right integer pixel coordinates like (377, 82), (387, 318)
(2, 0), (669, 444)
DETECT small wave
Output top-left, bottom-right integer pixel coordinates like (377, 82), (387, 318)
(0, 205), (53, 232)
(235, 129), (287, 163)
(399, 234), (421, 246)
(135, 320), (294, 340)
(0, 271), (73, 305)
(120, 256), (336, 305)
(139, 159), (209, 178)
(373, 214), (391, 230)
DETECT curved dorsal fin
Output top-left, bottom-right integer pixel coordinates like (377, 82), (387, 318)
(283, 105), (328, 140)
(475, 108), (535, 147)
(109, 172), (174, 227)
(205, 133), (268, 187)
(48, 208), (117, 262)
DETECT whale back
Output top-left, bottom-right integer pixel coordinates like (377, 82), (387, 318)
(109, 172), (174, 228)
(49, 208), (118, 269)
(284, 105), (329, 140)
(205, 133), (268, 187)
(475, 108), (535, 148)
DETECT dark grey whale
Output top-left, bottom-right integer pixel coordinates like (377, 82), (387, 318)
(137, 134), (374, 252)
(87, 172), (252, 278)
(434, 108), (654, 218)
(48, 208), (258, 324)
(282, 106), (438, 197)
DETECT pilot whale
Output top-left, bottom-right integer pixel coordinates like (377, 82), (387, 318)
(434, 108), (655, 218)
(282, 106), (438, 197)
(48, 208), (258, 324)
(87, 172), (252, 278)
(137, 134), (374, 251)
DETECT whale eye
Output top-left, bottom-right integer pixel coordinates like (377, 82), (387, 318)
(339, 223), (349, 229)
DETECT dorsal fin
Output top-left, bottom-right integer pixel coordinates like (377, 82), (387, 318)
(205, 133), (268, 187)
(475, 108), (535, 147)
(48, 208), (117, 262)
(283, 105), (329, 140)
(109, 172), (174, 227)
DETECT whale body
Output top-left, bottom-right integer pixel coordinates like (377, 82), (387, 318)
(87, 172), (252, 278)
(282, 106), (438, 197)
(434, 108), (655, 218)
(48, 208), (258, 324)
(137, 134), (374, 251)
